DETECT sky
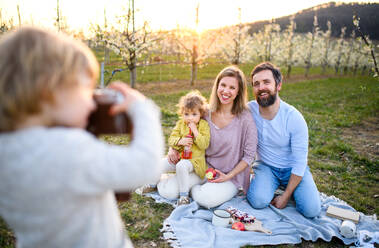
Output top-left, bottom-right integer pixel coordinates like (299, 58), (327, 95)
(0, 0), (378, 33)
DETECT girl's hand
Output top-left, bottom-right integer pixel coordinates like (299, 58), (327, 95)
(177, 137), (193, 147)
(188, 122), (199, 138)
(167, 147), (180, 165)
(209, 169), (229, 183)
(107, 81), (146, 115)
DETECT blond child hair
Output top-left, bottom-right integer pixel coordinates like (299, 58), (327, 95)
(0, 26), (99, 132)
(177, 90), (208, 117)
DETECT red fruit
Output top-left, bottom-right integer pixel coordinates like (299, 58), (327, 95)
(231, 222), (245, 231)
(205, 168), (217, 180)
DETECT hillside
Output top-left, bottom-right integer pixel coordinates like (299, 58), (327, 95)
(246, 2), (379, 40)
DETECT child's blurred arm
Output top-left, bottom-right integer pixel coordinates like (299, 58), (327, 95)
(192, 120), (210, 150)
(68, 84), (165, 194)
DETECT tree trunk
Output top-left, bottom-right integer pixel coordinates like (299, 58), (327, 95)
(191, 62), (198, 86)
(361, 65), (367, 76)
(287, 65), (292, 78)
(130, 67), (137, 88)
(190, 44), (198, 86)
(321, 64), (326, 75)
(104, 46), (110, 64)
(353, 61), (358, 76)
(335, 60), (341, 75)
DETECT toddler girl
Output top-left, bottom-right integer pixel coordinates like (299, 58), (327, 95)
(144, 91), (210, 205)
(0, 27), (163, 248)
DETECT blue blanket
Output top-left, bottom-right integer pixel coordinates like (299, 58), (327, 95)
(144, 192), (379, 248)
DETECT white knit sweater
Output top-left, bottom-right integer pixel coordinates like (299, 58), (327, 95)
(0, 99), (164, 248)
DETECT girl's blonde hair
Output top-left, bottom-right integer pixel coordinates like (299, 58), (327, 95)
(209, 65), (248, 115)
(177, 90), (208, 116)
(0, 27), (99, 132)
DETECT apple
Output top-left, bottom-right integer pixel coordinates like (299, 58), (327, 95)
(231, 222), (245, 231)
(205, 168), (217, 180)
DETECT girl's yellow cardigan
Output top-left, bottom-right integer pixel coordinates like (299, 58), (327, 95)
(168, 119), (210, 179)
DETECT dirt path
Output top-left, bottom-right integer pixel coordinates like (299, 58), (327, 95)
(136, 74), (333, 95)
(341, 117), (379, 161)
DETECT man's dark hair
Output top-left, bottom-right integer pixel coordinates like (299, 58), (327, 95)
(250, 62), (282, 86)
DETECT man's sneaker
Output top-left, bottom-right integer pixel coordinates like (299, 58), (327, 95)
(141, 185), (157, 194)
(177, 196), (190, 206)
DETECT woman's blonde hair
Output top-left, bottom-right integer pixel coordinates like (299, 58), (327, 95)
(209, 65), (247, 115)
(177, 90), (208, 116)
(0, 27), (99, 132)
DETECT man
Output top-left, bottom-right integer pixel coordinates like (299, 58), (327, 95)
(246, 62), (321, 218)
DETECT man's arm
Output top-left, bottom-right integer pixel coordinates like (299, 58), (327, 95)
(272, 108), (308, 208)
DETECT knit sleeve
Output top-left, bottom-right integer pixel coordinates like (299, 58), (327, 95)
(193, 119), (210, 150)
(168, 119), (183, 151)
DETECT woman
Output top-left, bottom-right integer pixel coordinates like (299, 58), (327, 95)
(162, 65), (257, 208)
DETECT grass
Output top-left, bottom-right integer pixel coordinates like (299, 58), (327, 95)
(0, 73), (378, 247)
(147, 75), (378, 247)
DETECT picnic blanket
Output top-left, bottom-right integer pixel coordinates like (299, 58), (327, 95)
(141, 191), (379, 248)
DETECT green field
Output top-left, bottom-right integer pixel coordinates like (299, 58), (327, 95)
(94, 48), (339, 85)
(131, 75), (379, 248)
(0, 67), (378, 247)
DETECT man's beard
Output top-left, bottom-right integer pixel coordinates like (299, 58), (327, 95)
(256, 89), (277, 107)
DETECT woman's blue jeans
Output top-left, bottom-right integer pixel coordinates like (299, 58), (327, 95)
(247, 161), (321, 218)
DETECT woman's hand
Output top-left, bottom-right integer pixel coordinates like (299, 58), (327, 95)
(209, 169), (229, 183)
(167, 147), (180, 165)
(107, 81), (146, 115)
(177, 137), (193, 147)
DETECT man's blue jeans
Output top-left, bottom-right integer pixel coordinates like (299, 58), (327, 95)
(247, 161), (321, 218)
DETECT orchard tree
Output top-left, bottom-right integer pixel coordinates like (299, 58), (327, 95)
(247, 21), (280, 64)
(263, 19), (281, 61)
(333, 27), (346, 75)
(304, 16), (320, 77)
(343, 31), (355, 74)
(94, 0), (158, 88)
(321, 21), (332, 75)
(283, 15), (296, 78)
(249, 30), (266, 62)
(54, 0), (68, 32)
(17, 5), (21, 27)
(173, 4), (218, 85)
(0, 9), (14, 35)
(216, 8), (253, 65)
(353, 15), (379, 77)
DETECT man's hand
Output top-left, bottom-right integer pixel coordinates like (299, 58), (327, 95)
(271, 173), (302, 209)
(271, 194), (290, 209)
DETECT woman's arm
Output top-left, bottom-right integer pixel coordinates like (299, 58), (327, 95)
(210, 160), (248, 183)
